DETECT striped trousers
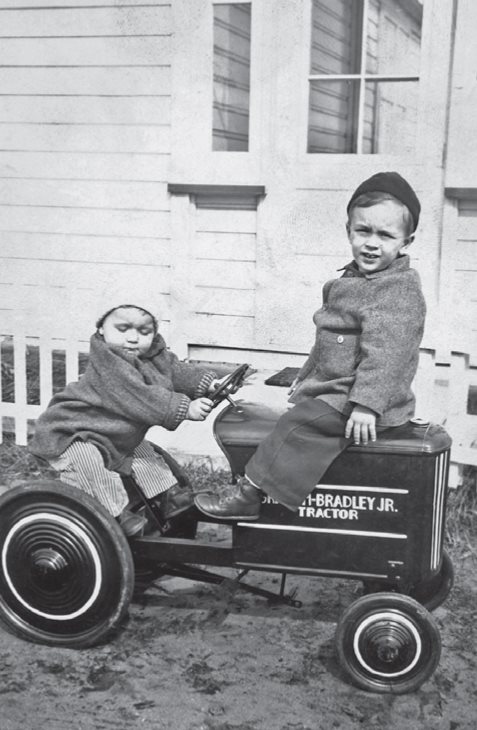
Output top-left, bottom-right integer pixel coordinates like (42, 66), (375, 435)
(48, 440), (177, 517)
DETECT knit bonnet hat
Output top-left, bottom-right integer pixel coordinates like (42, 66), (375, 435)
(347, 171), (421, 231)
(95, 284), (161, 328)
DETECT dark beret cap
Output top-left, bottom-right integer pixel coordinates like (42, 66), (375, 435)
(347, 171), (421, 231)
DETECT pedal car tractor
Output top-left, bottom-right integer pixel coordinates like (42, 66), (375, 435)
(0, 364), (453, 694)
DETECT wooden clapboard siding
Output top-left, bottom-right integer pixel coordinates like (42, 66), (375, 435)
(0, 151), (169, 181)
(0, 124), (170, 153)
(0, 67), (170, 95)
(0, 0), (160, 9)
(196, 207), (257, 235)
(0, 1), (173, 343)
(0, 37), (171, 66)
(0, 207), (170, 237)
(1, 259), (171, 290)
(191, 207), (257, 348)
(0, 179), (168, 209)
(0, 97), (170, 125)
(0, 232), (171, 266)
(0, 282), (171, 317)
(195, 259), (255, 291)
(195, 231), (256, 262)
(0, 5), (170, 36)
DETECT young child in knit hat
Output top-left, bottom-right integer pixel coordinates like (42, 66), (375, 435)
(195, 171), (427, 520)
(30, 291), (223, 536)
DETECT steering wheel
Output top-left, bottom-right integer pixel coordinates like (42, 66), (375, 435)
(209, 363), (249, 408)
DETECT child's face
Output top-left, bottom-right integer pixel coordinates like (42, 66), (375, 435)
(99, 307), (155, 356)
(347, 199), (413, 274)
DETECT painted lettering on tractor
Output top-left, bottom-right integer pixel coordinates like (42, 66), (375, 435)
(297, 492), (397, 520)
(261, 490), (399, 520)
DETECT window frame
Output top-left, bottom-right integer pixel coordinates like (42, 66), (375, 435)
(290, 0), (453, 188)
(170, 0), (453, 188)
(306, 0), (422, 155)
(170, 0), (261, 187)
(212, 1), (253, 151)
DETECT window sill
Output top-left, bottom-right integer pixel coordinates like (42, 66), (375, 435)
(167, 183), (266, 210)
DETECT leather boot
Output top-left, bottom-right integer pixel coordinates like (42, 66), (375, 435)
(159, 483), (195, 520)
(194, 478), (261, 520)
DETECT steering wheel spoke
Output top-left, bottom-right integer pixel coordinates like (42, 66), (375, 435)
(210, 363), (249, 407)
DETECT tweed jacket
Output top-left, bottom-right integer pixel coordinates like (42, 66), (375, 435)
(290, 255), (426, 427)
(30, 332), (216, 472)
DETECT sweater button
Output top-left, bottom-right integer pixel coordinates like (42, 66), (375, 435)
(337, 335), (344, 343)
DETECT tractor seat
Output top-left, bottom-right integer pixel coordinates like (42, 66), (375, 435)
(214, 401), (451, 456)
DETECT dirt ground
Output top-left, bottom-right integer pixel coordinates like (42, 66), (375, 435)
(0, 520), (476, 730)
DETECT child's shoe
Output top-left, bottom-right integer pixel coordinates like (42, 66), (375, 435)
(194, 478), (261, 520)
(159, 483), (196, 520)
(117, 508), (147, 537)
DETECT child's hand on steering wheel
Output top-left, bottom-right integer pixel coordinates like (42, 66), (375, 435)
(187, 397), (214, 421)
(209, 375), (241, 396)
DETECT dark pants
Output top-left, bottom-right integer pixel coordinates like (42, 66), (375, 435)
(246, 398), (350, 511)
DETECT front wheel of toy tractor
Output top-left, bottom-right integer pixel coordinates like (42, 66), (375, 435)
(335, 593), (441, 694)
(0, 481), (134, 648)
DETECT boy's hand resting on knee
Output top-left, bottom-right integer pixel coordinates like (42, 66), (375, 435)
(345, 405), (377, 445)
(288, 377), (299, 396)
(187, 397), (214, 421)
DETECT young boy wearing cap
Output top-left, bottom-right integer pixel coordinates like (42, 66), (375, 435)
(195, 171), (426, 520)
(30, 298), (222, 536)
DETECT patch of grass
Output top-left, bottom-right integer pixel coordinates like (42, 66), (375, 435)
(0, 441), (233, 492)
(0, 438), (56, 487)
(181, 459), (233, 494)
(446, 466), (477, 561)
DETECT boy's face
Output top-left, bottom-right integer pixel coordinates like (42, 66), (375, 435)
(99, 307), (155, 356)
(347, 199), (413, 274)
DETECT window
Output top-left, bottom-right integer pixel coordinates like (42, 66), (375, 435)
(307, 0), (423, 154)
(213, 3), (252, 151)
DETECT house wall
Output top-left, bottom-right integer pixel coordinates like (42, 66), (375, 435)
(169, 0), (455, 365)
(0, 0), (472, 370)
(0, 0), (173, 347)
(441, 0), (477, 364)
(445, 0), (477, 191)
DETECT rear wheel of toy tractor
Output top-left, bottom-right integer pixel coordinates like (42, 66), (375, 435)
(408, 550), (454, 611)
(0, 481), (134, 648)
(335, 593), (441, 694)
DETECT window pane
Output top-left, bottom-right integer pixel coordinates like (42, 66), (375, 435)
(363, 80), (419, 154)
(308, 0), (424, 154)
(310, 0), (363, 75)
(308, 80), (359, 153)
(366, 0), (423, 76)
(213, 3), (251, 151)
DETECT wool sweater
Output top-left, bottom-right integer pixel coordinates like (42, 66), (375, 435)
(290, 255), (426, 427)
(30, 333), (216, 472)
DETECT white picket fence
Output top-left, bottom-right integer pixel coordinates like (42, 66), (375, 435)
(0, 325), (89, 446)
(1, 325), (476, 487)
(413, 348), (477, 486)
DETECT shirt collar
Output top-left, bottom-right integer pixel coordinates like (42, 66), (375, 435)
(338, 254), (411, 280)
